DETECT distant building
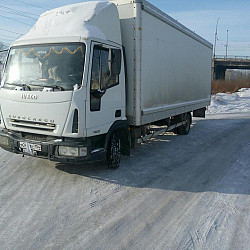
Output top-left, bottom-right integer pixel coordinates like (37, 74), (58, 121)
(225, 69), (250, 81)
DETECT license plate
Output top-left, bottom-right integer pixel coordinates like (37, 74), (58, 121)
(20, 142), (42, 152)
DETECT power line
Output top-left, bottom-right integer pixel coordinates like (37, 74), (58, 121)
(0, 9), (37, 20)
(0, 33), (20, 39)
(0, 28), (23, 35)
(0, 43), (9, 48)
(0, 5), (39, 17)
(0, 37), (16, 42)
(10, 0), (48, 11)
(0, 41), (10, 46)
(0, 5), (38, 19)
(0, 14), (33, 26)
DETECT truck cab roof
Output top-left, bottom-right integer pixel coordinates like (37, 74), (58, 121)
(13, 1), (122, 46)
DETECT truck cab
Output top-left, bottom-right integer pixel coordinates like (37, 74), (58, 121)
(0, 2), (129, 167)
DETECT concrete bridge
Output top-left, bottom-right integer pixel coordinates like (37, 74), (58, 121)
(213, 56), (250, 80)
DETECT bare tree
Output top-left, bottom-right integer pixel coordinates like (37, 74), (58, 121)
(0, 42), (8, 59)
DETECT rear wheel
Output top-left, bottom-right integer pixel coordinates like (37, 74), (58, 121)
(106, 132), (121, 169)
(178, 112), (192, 135)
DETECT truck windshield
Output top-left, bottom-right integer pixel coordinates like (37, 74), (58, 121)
(2, 43), (85, 91)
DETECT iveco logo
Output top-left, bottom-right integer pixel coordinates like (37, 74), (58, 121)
(21, 93), (38, 100)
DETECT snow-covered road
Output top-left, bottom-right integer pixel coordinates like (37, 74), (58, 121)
(0, 89), (250, 249)
(0, 109), (249, 249)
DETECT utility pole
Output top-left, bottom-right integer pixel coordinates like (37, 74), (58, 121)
(213, 17), (220, 58)
(225, 29), (229, 59)
(212, 17), (220, 80)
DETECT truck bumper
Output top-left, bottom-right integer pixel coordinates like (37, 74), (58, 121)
(0, 130), (94, 163)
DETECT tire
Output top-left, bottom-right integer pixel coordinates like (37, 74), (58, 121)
(172, 128), (180, 135)
(178, 112), (191, 135)
(106, 132), (121, 169)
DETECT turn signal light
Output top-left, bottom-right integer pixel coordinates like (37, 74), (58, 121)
(0, 135), (10, 148)
(58, 146), (87, 157)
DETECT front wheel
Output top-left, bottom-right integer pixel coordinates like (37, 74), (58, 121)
(106, 132), (121, 169)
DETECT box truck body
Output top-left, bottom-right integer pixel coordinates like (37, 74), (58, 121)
(0, 0), (212, 168)
(116, 0), (212, 125)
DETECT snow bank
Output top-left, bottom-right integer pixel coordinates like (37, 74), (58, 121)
(18, 1), (110, 41)
(207, 88), (250, 114)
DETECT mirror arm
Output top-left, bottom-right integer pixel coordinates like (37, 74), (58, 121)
(92, 88), (106, 98)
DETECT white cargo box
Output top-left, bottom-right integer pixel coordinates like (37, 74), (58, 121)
(113, 0), (213, 126)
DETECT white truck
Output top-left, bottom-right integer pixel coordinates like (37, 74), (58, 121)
(0, 0), (212, 168)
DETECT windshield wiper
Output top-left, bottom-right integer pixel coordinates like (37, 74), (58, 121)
(50, 85), (64, 91)
(5, 82), (31, 91)
(6, 80), (65, 91)
(28, 83), (65, 91)
(51, 85), (64, 91)
(27, 79), (65, 91)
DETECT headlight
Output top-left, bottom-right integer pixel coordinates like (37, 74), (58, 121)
(58, 146), (87, 157)
(0, 135), (10, 147)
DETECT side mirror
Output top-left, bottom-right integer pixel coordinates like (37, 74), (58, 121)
(109, 49), (121, 76)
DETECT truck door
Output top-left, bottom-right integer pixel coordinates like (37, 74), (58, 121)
(86, 42), (123, 137)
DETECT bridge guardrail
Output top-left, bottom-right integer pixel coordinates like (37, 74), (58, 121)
(215, 55), (250, 60)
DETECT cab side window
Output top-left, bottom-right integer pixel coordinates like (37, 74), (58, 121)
(90, 45), (120, 111)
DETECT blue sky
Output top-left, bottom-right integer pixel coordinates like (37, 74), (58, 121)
(0, 0), (250, 56)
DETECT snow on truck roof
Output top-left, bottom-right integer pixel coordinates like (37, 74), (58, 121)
(13, 0), (211, 49)
(15, 1), (122, 45)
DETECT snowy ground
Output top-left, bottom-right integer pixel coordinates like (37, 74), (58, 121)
(0, 91), (249, 249)
(208, 88), (250, 114)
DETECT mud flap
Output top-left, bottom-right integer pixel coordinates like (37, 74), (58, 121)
(193, 107), (206, 118)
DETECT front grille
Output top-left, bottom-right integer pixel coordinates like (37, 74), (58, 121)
(22, 133), (48, 142)
(9, 119), (56, 132)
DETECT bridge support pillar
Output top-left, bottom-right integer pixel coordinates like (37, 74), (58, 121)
(214, 66), (226, 80)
